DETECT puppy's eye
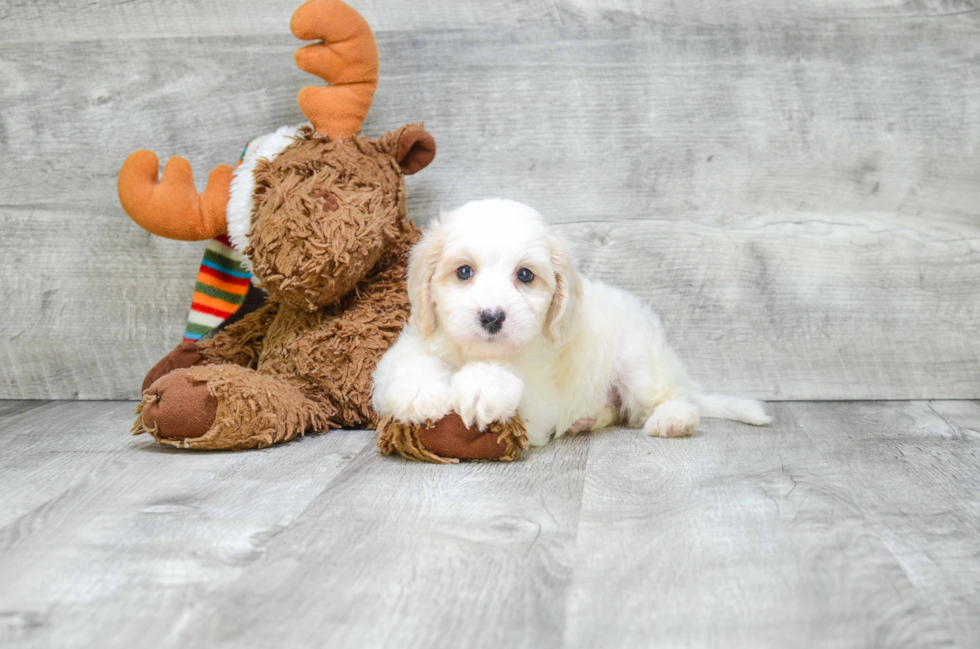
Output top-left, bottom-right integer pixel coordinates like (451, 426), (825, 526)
(517, 268), (534, 284)
(456, 265), (473, 281)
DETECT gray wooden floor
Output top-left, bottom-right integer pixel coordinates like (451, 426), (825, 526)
(1, 400), (977, 648)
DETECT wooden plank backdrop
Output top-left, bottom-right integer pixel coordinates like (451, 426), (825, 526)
(1, 0), (979, 400)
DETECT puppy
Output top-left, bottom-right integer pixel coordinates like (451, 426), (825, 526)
(372, 199), (771, 446)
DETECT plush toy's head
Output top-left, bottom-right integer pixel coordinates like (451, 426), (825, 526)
(117, 0), (436, 310)
(246, 125), (435, 310)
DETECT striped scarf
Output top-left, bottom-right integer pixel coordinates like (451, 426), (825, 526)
(183, 234), (252, 341)
(181, 139), (256, 342)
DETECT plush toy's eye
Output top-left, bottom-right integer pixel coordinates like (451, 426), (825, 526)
(517, 268), (534, 284)
(457, 265), (473, 280)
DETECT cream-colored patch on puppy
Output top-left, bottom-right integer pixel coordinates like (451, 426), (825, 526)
(645, 401), (700, 438)
(372, 199), (772, 446)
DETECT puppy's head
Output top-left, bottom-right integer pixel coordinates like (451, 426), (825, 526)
(407, 199), (581, 358)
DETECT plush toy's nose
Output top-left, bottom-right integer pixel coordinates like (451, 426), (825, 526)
(314, 191), (339, 212)
(479, 309), (506, 335)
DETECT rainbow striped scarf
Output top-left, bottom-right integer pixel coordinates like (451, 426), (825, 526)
(183, 234), (252, 341)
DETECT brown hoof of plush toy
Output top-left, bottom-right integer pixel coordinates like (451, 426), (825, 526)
(139, 369), (217, 439)
(418, 414), (515, 460)
(377, 413), (528, 464)
(142, 340), (206, 393)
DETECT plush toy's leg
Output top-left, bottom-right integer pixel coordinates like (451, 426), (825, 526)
(134, 365), (334, 450)
(141, 340), (207, 393)
(377, 413), (528, 463)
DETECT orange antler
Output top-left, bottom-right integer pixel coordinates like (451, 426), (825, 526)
(291, 0), (379, 140)
(118, 150), (232, 241)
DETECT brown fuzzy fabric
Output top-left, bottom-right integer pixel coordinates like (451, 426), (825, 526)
(136, 125), (434, 451)
(377, 414), (529, 464)
(139, 369), (217, 438)
(134, 365), (331, 450)
(248, 126), (412, 312)
(198, 303), (280, 369)
(142, 340), (206, 393)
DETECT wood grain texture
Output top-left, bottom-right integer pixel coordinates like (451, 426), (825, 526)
(0, 402), (372, 647)
(2, 0), (977, 41)
(2, 6), (980, 400)
(0, 400), (45, 420)
(791, 400), (980, 649)
(0, 0), (557, 41)
(564, 403), (955, 648)
(1, 400), (978, 647)
(171, 434), (591, 649)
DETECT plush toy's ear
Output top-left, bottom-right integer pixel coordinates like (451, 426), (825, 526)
(396, 127), (436, 175)
(379, 124), (436, 175)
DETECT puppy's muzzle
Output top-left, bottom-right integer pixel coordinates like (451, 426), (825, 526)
(479, 309), (506, 335)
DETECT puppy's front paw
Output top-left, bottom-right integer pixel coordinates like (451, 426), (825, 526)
(383, 378), (451, 424)
(645, 400), (700, 438)
(450, 363), (524, 431)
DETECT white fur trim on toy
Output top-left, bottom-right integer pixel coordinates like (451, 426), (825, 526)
(226, 124), (305, 264)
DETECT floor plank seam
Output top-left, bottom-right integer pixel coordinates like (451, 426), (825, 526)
(784, 403), (964, 647)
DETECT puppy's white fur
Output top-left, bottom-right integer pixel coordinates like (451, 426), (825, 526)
(373, 199), (771, 446)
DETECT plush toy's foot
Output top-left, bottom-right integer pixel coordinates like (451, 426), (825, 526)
(142, 340), (206, 393)
(134, 365), (333, 450)
(140, 369), (218, 439)
(377, 413), (528, 464)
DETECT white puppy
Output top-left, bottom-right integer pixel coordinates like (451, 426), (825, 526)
(373, 199), (771, 446)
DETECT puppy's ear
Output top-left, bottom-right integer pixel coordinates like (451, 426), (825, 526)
(545, 232), (582, 343)
(407, 219), (445, 337)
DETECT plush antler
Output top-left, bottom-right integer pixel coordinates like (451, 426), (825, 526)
(291, 0), (379, 140)
(118, 151), (232, 241)
(118, 0), (376, 238)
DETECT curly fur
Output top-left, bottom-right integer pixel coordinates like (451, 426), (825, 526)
(248, 127), (409, 311)
(135, 125), (433, 450)
(373, 199), (772, 447)
(133, 364), (330, 450)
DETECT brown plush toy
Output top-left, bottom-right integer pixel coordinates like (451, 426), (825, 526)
(119, 0), (528, 460)
(377, 414), (528, 464)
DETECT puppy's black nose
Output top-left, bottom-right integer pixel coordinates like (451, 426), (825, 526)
(479, 309), (506, 335)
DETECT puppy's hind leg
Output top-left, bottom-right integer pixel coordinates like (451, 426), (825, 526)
(643, 400), (700, 438)
(616, 341), (701, 438)
(613, 307), (708, 438)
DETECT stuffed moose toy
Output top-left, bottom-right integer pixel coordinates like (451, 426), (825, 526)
(118, 0), (527, 462)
